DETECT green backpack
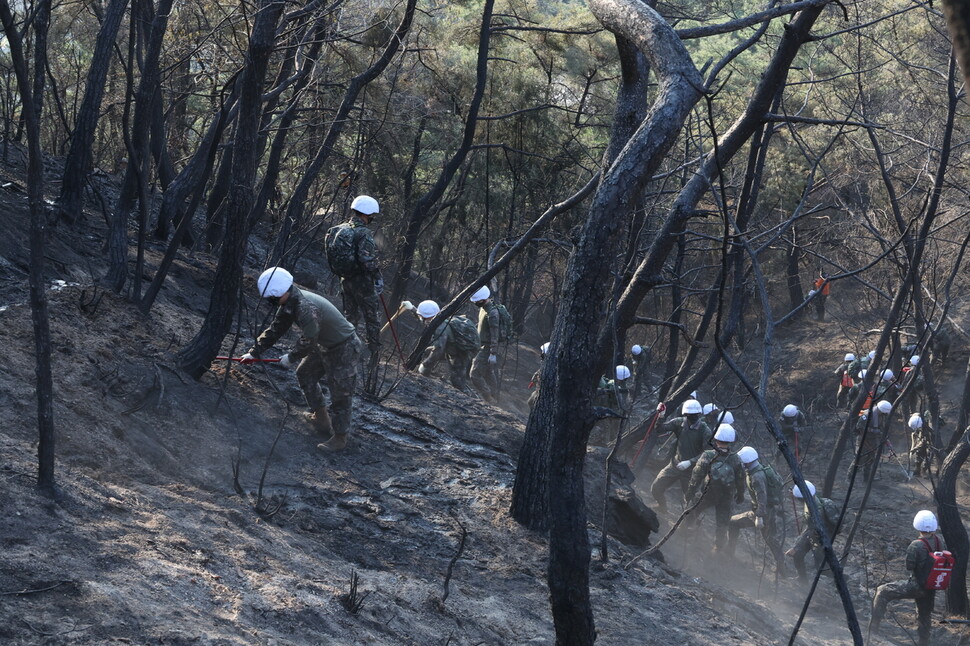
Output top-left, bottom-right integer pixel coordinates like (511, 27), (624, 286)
(709, 456), (736, 488)
(495, 303), (514, 342)
(759, 464), (784, 507)
(448, 316), (481, 353)
(324, 224), (359, 277)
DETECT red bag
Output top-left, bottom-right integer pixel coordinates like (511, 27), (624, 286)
(841, 372), (853, 388)
(921, 537), (954, 590)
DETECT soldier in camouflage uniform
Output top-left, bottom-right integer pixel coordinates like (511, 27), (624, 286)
(684, 423), (745, 552)
(778, 404), (808, 460)
(835, 353), (855, 407)
(870, 510), (948, 646)
(785, 480), (840, 581)
(728, 446), (786, 573)
(649, 399), (712, 514)
(242, 267), (361, 451)
(630, 344), (648, 401)
(854, 399), (892, 483)
(907, 412), (935, 477)
(413, 300), (478, 393)
(326, 195), (383, 387)
(469, 285), (502, 403)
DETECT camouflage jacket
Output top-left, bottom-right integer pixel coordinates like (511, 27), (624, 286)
(477, 302), (500, 350)
(660, 416), (712, 465)
(250, 287), (356, 358)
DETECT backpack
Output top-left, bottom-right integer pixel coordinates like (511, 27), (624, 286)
(840, 371), (854, 388)
(495, 303), (514, 343)
(921, 537), (954, 590)
(448, 316), (481, 353)
(324, 224), (359, 277)
(709, 456), (735, 489)
(759, 464), (784, 507)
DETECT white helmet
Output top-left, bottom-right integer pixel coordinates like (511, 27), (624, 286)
(910, 355), (920, 366)
(783, 404), (798, 418)
(416, 300), (440, 319)
(257, 267), (293, 298)
(881, 369), (894, 381)
(792, 481), (816, 499)
(631, 344), (643, 356)
(868, 350), (876, 359)
(845, 353), (855, 362)
(703, 403), (719, 415)
(615, 365), (631, 381)
(876, 400), (892, 414)
(908, 414), (923, 430)
(714, 424), (736, 442)
(470, 285), (491, 303)
(737, 446), (759, 464)
(858, 369), (868, 380)
(350, 194), (379, 215)
(913, 509), (938, 532)
(682, 399), (703, 415)
(540, 342), (550, 356)
(718, 410), (735, 425)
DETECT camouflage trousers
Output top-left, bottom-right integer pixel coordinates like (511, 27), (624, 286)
(650, 463), (691, 512)
(728, 507), (786, 570)
(688, 490), (734, 551)
(870, 579), (935, 646)
(470, 347), (501, 401)
(340, 275), (382, 350)
(422, 347), (473, 392)
(296, 334), (361, 437)
(789, 532), (826, 578)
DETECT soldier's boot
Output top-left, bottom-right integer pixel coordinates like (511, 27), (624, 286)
(318, 433), (348, 451)
(305, 407), (332, 437)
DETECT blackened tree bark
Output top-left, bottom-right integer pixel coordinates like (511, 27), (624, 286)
(510, 2), (704, 643)
(0, 0), (53, 490)
(785, 229), (803, 309)
(936, 427), (969, 615)
(56, 0), (129, 225)
(178, 0), (287, 379)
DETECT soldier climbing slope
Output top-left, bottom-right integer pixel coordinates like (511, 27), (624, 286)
(468, 286), (512, 403)
(413, 300), (479, 393)
(684, 423), (745, 553)
(835, 353), (855, 407)
(785, 480), (840, 582)
(241, 267), (361, 451)
(728, 446), (787, 574)
(869, 510), (952, 646)
(778, 404), (808, 460)
(649, 399), (712, 514)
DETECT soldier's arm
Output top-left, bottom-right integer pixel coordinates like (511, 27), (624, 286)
(486, 306), (500, 348)
(685, 454), (709, 502)
(751, 473), (767, 515)
(250, 304), (297, 356)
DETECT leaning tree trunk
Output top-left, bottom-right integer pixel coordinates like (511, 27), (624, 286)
(0, 0), (53, 490)
(936, 427), (970, 615)
(178, 0), (286, 378)
(56, 0), (129, 225)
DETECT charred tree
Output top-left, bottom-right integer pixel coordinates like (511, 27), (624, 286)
(0, 0), (53, 489)
(178, 0), (286, 379)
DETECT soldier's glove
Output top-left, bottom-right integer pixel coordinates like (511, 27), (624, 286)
(239, 352), (257, 365)
(657, 402), (666, 413)
(418, 363), (429, 376)
(374, 277), (384, 295)
(488, 354), (497, 365)
(279, 353), (292, 369)
(755, 517), (765, 529)
(676, 460), (692, 471)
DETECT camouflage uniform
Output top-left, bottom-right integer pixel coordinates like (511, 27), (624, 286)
(334, 216), (382, 353)
(590, 376), (630, 446)
(728, 462), (786, 571)
(685, 448), (745, 551)
(630, 349), (649, 400)
(249, 287), (361, 438)
(470, 301), (501, 401)
(853, 407), (888, 482)
(419, 316), (477, 392)
(649, 416), (712, 513)
(778, 411), (808, 458)
(788, 494), (840, 579)
(910, 412), (935, 477)
(870, 533), (947, 646)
